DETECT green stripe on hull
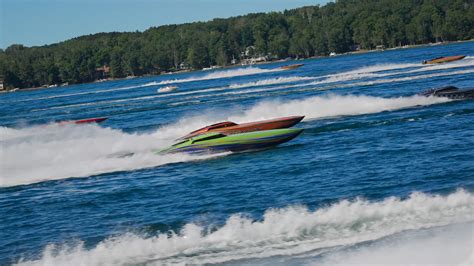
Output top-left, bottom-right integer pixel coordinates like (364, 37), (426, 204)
(157, 128), (303, 154)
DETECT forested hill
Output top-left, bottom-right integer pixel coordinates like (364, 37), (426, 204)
(1, 0), (473, 89)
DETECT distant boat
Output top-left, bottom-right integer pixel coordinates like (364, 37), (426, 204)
(422, 55), (465, 64)
(58, 117), (108, 125)
(280, 64), (304, 70)
(157, 85), (178, 93)
(202, 66), (220, 71)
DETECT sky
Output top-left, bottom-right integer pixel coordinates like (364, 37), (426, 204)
(1, 0), (330, 48)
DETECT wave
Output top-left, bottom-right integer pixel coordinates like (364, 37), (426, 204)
(227, 94), (451, 121)
(16, 66), (277, 103)
(0, 124), (216, 187)
(29, 59), (472, 112)
(317, 222), (474, 266)
(147, 94), (449, 148)
(34, 65), (464, 112)
(229, 76), (314, 89)
(2, 94), (449, 187)
(16, 58), (473, 105)
(16, 189), (474, 265)
(164, 68), (473, 103)
(346, 63), (421, 73)
(345, 68), (474, 88)
(311, 63), (420, 85)
(173, 63), (473, 103)
(21, 82), (162, 102)
(156, 66), (279, 85)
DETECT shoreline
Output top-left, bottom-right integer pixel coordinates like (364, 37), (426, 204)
(2, 39), (472, 94)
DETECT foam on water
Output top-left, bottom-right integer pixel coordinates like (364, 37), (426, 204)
(15, 57), (473, 105)
(16, 189), (474, 265)
(0, 124), (212, 187)
(34, 66), (464, 113)
(156, 66), (279, 85)
(1, 94), (450, 187)
(21, 81), (162, 102)
(347, 63), (422, 74)
(316, 222), (474, 266)
(16, 67), (275, 103)
(27, 60), (471, 112)
(229, 76), (314, 89)
(347, 69), (474, 88)
(153, 94), (450, 141)
(231, 94), (451, 121)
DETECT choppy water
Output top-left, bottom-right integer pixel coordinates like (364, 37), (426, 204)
(1, 42), (473, 265)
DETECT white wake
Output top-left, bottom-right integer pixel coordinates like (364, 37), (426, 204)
(1, 94), (450, 187)
(16, 189), (474, 265)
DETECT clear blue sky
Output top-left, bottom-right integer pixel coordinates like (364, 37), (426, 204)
(1, 0), (330, 48)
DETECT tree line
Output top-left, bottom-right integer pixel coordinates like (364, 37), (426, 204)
(0, 0), (472, 89)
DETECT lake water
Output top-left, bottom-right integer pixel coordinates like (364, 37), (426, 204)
(1, 42), (473, 265)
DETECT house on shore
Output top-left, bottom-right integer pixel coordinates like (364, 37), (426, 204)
(96, 65), (110, 80)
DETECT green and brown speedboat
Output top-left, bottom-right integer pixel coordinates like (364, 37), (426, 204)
(158, 128), (303, 154)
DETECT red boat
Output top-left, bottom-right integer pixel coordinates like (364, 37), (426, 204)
(58, 117), (108, 125)
(422, 55), (465, 64)
(179, 116), (304, 140)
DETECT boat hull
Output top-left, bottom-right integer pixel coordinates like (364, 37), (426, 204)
(280, 64), (304, 70)
(58, 117), (108, 125)
(180, 116), (304, 140)
(423, 55), (465, 64)
(419, 86), (474, 99)
(161, 128), (304, 154)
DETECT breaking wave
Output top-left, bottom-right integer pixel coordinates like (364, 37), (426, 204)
(16, 189), (474, 265)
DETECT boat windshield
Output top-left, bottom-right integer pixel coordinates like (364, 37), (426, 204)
(192, 134), (226, 143)
(435, 86), (459, 93)
(207, 122), (237, 130)
(189, 121), (237, 134)
(171, 140), (189, 147)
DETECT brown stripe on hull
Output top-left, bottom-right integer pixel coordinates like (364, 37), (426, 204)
(423, 55), (465, 64)
(179, 116), (304, 140)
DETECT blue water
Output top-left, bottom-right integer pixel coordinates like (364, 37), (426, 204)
(1, 42), (474, 265)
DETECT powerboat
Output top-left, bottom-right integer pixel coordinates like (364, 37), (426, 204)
(178, 116), (305, 140)
(280, 64), (304, 70)
(58, 117), (108, 125)
(419, 86), (474, 99)
(422, 55), (465, 64)
(159, 128), (304, 154)
(157, 85), (178, 93)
